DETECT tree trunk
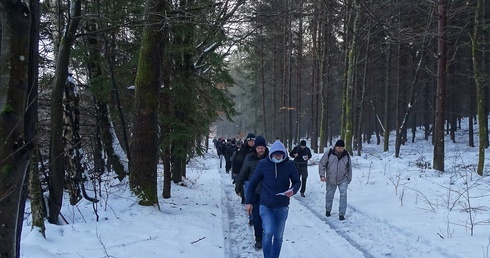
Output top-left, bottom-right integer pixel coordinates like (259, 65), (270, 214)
(63, 78), (83, 205)
(433, 0), (447, 172)
(296, 5), (303, 144)
(0, 1), (31, 257)
(26, 0), (45, 237)
(48, 0), (81, 224)
(284, 0), (293, 147)
(383, 45), (391, 152)
(260, 27), (267, 138)
(161, 26), (172, 198)
(129, 0), (168, 207)
(320, 1), (332, 151)
(472, 0), (486, 176)
(394, 5), (402, 158)
(356, 19), (371, 156)
(310, 5), (320, 153)
(343, 0), (358, 154)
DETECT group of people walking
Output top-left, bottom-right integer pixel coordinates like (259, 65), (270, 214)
(215, 134), (352, 258)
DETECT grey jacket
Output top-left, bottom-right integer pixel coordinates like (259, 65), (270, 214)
(318, 149), (352, 185)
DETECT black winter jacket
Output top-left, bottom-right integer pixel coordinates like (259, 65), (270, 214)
(235, 148), (269, 195)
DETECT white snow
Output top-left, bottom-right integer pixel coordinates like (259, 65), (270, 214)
(20, 117), (490, 258)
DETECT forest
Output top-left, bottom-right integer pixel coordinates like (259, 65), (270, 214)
(0, 0), (488, 257)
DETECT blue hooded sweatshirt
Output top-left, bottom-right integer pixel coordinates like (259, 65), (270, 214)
(245, 140), (301, 208)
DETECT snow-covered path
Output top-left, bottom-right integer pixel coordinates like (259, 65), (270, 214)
(221, 167), (363, 258)
(19, 143), (487, 258)
(218, 154), (463, 258)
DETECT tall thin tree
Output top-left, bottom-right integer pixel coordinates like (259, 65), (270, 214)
(433, 0), (447, 172)
(47, 0), (82, 224)
(472, 0), (486, 176)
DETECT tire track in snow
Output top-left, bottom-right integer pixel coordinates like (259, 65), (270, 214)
(293, 195), (462, 258)
(220, 161), (261, 258)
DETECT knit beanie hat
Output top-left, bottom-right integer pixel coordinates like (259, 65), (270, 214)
(246, 133), (256, 141)
(335, 140), (345, 147)
(254, 136), (267, 148)
(300, 140), (307, 146)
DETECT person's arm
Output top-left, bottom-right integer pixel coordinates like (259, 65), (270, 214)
(289, 146), (296, 158)
(245, 162), (264, 214)
(346, 155), (353, 183)
(318, 153), (327, 181)
(235, 155), (250, 194)
(245, 164), (262, 203)
(307, 148), (312, 160)
(290, 163), (301, 194)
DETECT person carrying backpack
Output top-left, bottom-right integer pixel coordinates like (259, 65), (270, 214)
(318, 139), (352, 221)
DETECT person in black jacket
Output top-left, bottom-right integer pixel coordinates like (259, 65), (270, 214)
(231, 140), (246, 184)
(289, 140), (312, 197)
(225, 139), (237, 173)
(216, 138), (225, 168)
(232, 132), (256, 195)
(235, 136), (269, 250)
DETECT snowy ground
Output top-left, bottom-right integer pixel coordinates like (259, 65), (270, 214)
(21, 122), (490, 258)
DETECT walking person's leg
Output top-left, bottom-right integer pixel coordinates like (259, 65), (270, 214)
(300, 168), (308, 196)
(259, 205), (274, 257)
(252, 194), (262, 246)
(325, 183), (336, 216)
(298, 166), (307, 197)
(271, 206), (289, 258)
(338, 181), (348, 219)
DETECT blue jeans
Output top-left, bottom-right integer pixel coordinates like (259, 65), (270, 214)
(325, 181), (348, 215)
(259, 205), (289, 258)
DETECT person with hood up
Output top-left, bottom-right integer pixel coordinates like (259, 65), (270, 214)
(245, 140), (300, 258)
(318, 139), (352, 221)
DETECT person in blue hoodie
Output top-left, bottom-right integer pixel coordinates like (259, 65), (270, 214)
(245, 140), (301, 258)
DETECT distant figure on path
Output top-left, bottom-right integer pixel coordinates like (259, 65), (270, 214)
(289, 140), (312, 197)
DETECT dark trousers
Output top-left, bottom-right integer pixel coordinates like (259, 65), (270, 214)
(297, 165), (308, 193)
(225, 159), (232, 172)
(252, 193), (263, 242)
